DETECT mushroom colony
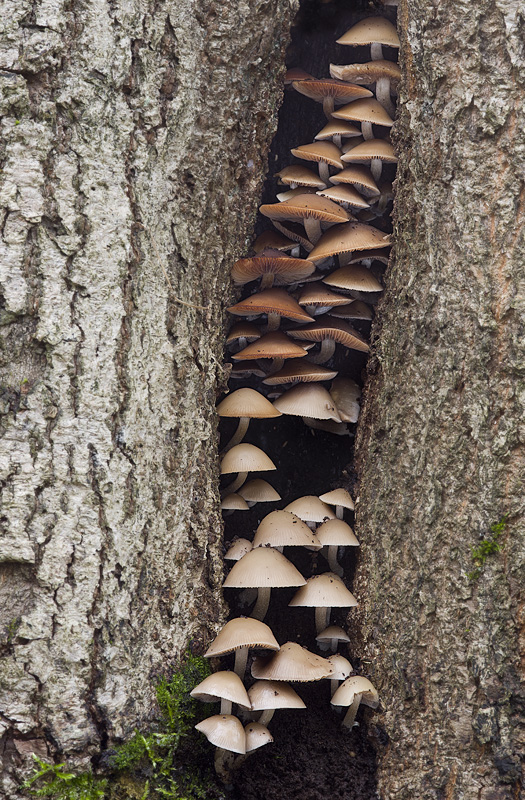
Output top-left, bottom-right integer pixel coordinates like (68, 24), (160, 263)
(192, 11), (399, 777)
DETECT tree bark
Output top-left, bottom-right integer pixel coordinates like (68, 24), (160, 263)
(0, 0), (297, 794)
(355, 2), (525, 799)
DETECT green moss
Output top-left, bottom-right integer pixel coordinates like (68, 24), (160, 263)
(468, 515), (508, 581)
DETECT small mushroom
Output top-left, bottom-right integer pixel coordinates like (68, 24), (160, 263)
(224, 538), (253, 561)
(217, 388), (282, 451)
(341, 138), (397, 183)
(226, 322), (261, 353)
(253, 509), (321, 551)
(232, 250), (315, 288)
(220, 443), (276, 495)
(191, 671), (251, 716)
(253, 230), (297, 253)
(315, 119), (361, 149)
(262, 360), (338, 386)
(275, 165), (327, 191)
(232, 331), (309, 373)
(319, 488), (355, 519)
(316, 624), (351, 653)
(248, 680), (306, 726)
(204, 617), (279, 678)
(251, 641), (333, 682)
(298, 282), (354, 316)
(221, 494), (250, 515)
(330, 165), (380, 198)
(332, 98), (394, 143)
(288, 316), (369, 365)
(227, 287), (314, 332)
(292, 77), (372, 119)
(290, 141), (344, 185)
(329, 378), (362, 424)
(284, 67), (314, 84)
(194, 714), (246, 778)
(331, 675), (379, 728)
(326, 654), (353, 697)
(260, 194), (350, 246)
(316, 183), (370, 211)
(244, 721), (273, 752)
(289, 572), (358, 633)
(336, 16), (400, 62)
(272, 384), (342, 428)
(308, 223), (391, 265)
(237, 479), (281, 506)
(323, 264), (383, 292)
(284, 496), (335, 529)
(316, 518), (359, 577)
(330, 60), (401, 117)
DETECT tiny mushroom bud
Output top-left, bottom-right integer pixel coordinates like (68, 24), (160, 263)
(331, 675), (379, 728)
(315, 119), (361, 149)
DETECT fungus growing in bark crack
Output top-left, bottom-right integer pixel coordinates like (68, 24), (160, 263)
(288, 316), (369, 365)
(238, 479), (281, 506)
(292, 77), (372, 119)
(289, 572), (358, 634)
(316, 518), (359, 577)
(316, 183), (370, 211)
(220, 442), (276, 495)
(191, 671), (252, 715)
(273, 384), (342, 429)
(248, 680), (306, 726)
(217, 388), (282, 451)
(290, 141), (344, 185)
(298, 282), (354, 316)
(253, 509), (321, 551)
(223, 546), (306, 621)
(260, 194), (351, 246)
(227, 287), (314, 332)
(329, 377), (362, 423)
(332, 98), (394, 145)
(315, 119), (361, 149)
(224, 538), (253, 561)
(204, 617), (279, 679)
(276, 165), (327, 191)
(336, 16), (400, 62)
(319, 488), (355, 519)
(232, 250), (315, 288)
(330, 60), (400, 118)
(226, 322), (261, 352)
(329, 164), (380, 198)
(221, 493), (250, 515)
(251, 641), (333, 682)
(262, 360), (338, 386)
(341, 138), (397, 183)
(316, 624), (351, 654)
(308, 222), (391, 265)
(326, 654), (353, 697)
(330, 675), (380, 728)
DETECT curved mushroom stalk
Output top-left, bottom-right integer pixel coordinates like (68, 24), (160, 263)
(318, 161), (330, 185)
(257, 708), (275, 727)
(361, 120), (374, 140)
(233, 647), (249, 678)
(308, 339), (336, 364)
(315, 606), (330, 634)
(303, 217), (322, 244)
(221, 417), (250, 453)
(251, 587), (272, 621)
(221, 471), (248, 497)
(323, 96), (335, 119)
(326, 544), (344, 578)
(342, 692), (363, 728)
(370, 158), (383, 182)
(375, 77), (395, 118)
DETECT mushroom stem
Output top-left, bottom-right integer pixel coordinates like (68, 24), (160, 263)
(251, 587), (272, 621)
(333, 134), (342, 149)
(266, 312), (281, 332)
(257, 709), (275, 727)
(318, 161), (330, 184)
(264, 357), (285, 375)
(308, 339), (336, 364)
(214, 748), (236, 780)
(370, 158), (383, 182)
(233, 646), (249, 678)
(330, 678), (340, 697)
(370, 42), (383, 60)
(375, 77), (395, 117)
(329, 637), (338, 654)
(220, 699), (233, 715)
(327, 545), (344, 578)
(303, 216), (322, 244)
(222, 417), (250, 453)
(315, 606), (329, 634)
(260, 273), (275, 289)
(361, 121), (374, 140)
(291, 245), (301, 257)
(341, 693), (363, 728)
(221, 471), (248, 497)
(322, 96), (335, 120)
(335, 506), (344, 520)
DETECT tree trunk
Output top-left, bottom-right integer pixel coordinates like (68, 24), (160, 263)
(355, 2), (525, 799)
(0, 0), (297, 793)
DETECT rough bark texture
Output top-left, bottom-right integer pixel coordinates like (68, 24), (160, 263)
(355, 1), (525, 798)
(0, 0), (298, 794)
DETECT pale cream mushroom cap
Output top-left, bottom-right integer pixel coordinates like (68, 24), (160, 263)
(336, 16), (400, 48)
(273, 384), (342, 421)
(220, 444), (276, 475)
(253, 510), (321, 549)
(326, 655), (353, 681)
(224, 538), (253, 560)
(244, 722), (274, 752)
(284, 496), (335, 523)
(316, 518), (359, 547)
(333, 98), (394, 127)
(221, 494), (250, 512)
(223, 547), (306, 589)
(323, 265), (383, 292)
(217, 388), (282, 420)
(316, 625), (351, 644)
(195, 715), (246, 754)
(248, 680), (306, 711)
(319, 488), (355, 511)
(252, 642), (333, 682)
(331, 675), (380, 709)
(204, 617), (279, 658)
(191, 671), (251, 709)
(238, 479), (281, 503)
(289, 573), (358, 608)
(330, 378), (362, 423)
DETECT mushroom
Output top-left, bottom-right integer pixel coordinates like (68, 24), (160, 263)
(292, 77), (372, 119)
(260, 194), (350, 246)
(323, 264), (383, 293)
(251, 641), (333, 682)
(220, 443), (276, 495)
(190, 671), (251, 716)
(341, 138), (397, 183)
(329, 378), (362, 424)
(195, 714), (246, 779)
(232, 250), (315, 289)
(329, 165), (380, 199)
(284, 496), (335, 529)
(290, 142), (344, 185)
(272, 383), (342, 428)
(204, 617), (279, 678)
(275, 165), (327, 191)
(227, 287), (314, 332)
(253, 230), (297, 253)
(308, 223), (391, 265)
(316, 518), (359, 577)
(276, 186), (317, 202)
(221, 493), (250, 515)
(271, 219), (315, 253)
(223, 546), (306, 621)
(316, 624), (351, 653)
(316, 184), (370, 212)
(229, 361), (267, 381)
(226, 322), (261, 353)
(326, 654), (353, 697)
(244, 721), (274, 752)
(232, 331), (309, 373)
(248, 680), (306, 726)
(224, 538), (253, 561)
(329, 301), (372, 321)
(253, 509), (321, 551)
(319, 488), (355, 519)
(315, 119), (361, 149)
(237, 478), (281, 506)
(262, 360), (338, 386)
(289, 572), (358, 633)
(330, 60), (401, 117)
(298, 282), (354, 316)
(336, 16), (400, 62)
(331, 675), (379, 728)
(284, 67), (314, 84)
(332, 98), (394, 143)
(288, 316), (369, 365)
(217, 388), (282, 451)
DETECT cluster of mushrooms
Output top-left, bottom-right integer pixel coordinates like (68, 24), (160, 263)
(191, 14), (399, 776)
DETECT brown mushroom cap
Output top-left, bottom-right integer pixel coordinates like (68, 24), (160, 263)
(220, 444), (276, 475)
(226, 322), (261, 345)
(329, 301), (373, 321)
(232, 332), (309, 362)
(273, 384), (342, 421)
(284, 67), (314, 84)
(331, 675), (380, 709)
(224, 538), (253, 560)
(292, 78), (372, 105)
(253, 510), (321, 550)
(205, 617), (279, 658)
(276, 187), (317, 203)
(244, 722), (274, 752)
(316, 184), (370, 209)
(316, 625), (351, 645)
(323, 265), (383, 292)
(330, 60), (401, 85)
(298, 282), (352, 308)
(253, 230), (297, 253)
(260, 194), (350, 225)
(289, 573), (358, 608)
(342, 138), (397, 164)
(248, 680), (306, 711)
(229, 361), (267, 379)
(223, 547), (306, 589)
(332, 98), (394, 127)
(276, 165), (327, 189)
(191, 671), (252, 709)
(319, 488), (355, 511)
(291, 142), (344, 170)
(232, 251), (315, 286)
(336, 16), (400, 48)
(272, 220), (314, 253)
(221, 494), (250, 512)
(262, 360), (338, 386)
(227, 288), (314, 324)
(347, 247), (390, 265)
(252, 642), (333, 682)
(316, 518), (359, 547)
(284, 496), (335, 523)
(238, 479), (281, 504)
(217, 388), (282, 420)
(330, 165), (379, 195)
(288, 316), (369, 354)
(315, 119), (362, 140)
(308, 223), (391, 262)
(195, 715), (246, 754)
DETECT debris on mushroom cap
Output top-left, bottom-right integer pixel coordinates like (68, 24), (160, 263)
(238, 479), (281, 503)
(221, 494), (250, 512)
(252, 642), (333, 682)
(291, 142), (344, 170)
(315, 119), (361, 141)
(336, 16), (400, 48)
(253, 230), (297, 252)
(205, 617), (279, 658)
(292, 78), (373, 105)
(330, 165), (379, 195)
(248, 680), (306, 711)
(330, 60), (401, 85)
(330, 301), (372, 321)
(331, 675), (380, 709)
(330, 378), (362, 423)
(333, 98), (394, 127)
(224, 538), (253, 560)
(220, 444), (276, 475)
(195, 715), (246, 754)
(284, 67), (314, 84)
(227, 288), (315, 324)
(191, 671), (252, 709)
(232, 332), (309, 362)
(289, 573), (358, 608)
(244, 722), (274, 752)
(223, 547), (306, 589)
(260, 194), (350, 225)
(298, 282), (353, 308)
(226, 322), (261, 344)
(308, 223), (391, 262)
(316, 518), (359, 547)
(319, 488), (355, 511)
(262, 360), (338, 386)
(273, 384), (342, 422)
(342, 139), (397, 164)
(316, 184), (370, 209)
(276, 165), (327, 189)
(232, 252), (315, 286)
(288, 316), (370, 354)
(326, 655), (353, 681)
(217, 388), (282, 420)
(316, 625), (351, 644)
(253, 510), (322, 550)
(323, 265), (383, 293)
(284, 496), (335, 523)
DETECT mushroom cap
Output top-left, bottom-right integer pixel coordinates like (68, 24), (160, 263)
(224, 538), (253, 560)
(330, 301), (373, 321)
(330, 165), (379, 195)
(223, 546), (306, 589)
(285, 67), (314, 84)
(262, 360), (338, 386)
(289, 573), (358, 608)
(315, 119), (362, 140)
(253, 510), (322, 550)
(244, 722), (274, 752)
(232, 252), (315, 286)
(342, 136), (365, 153)
(336, 16), (400, 48)
(319, 488), (355, 511)
(276, 187), (317, 202)
(327, 655), (353, 681)
(226, 322), (261, 344)
(291, 142), (344, 170)
(273, 384), (342, 421)
(330, 378), (362, 423)
(220, 444), (276, 475)
(205, 617), (279, 657)
(309, 223), (391, 262)
(227, 288), (314, 324)
(348, 247), (390, 265)
(331, 676), (380, 709)
(276, 165), (327, 189)
(221, 494), (250, 512)
(229, 361), (267, 379)
(248, 680), (306, 711)
(342, 139), (397, 164)
(332, 98), (394, 127)
(292, 78), (372, 105)
(195, 715), (246, 754)
(284, 496), (335, 523)
(233, 332), (309, 362)
(316, 518), (359, 546)
(316, 625), (351, 644)
(323, 265), (383, 292)
(238, 479), (281, 504)
(253, 230), (297, 252)
(288, 316), (369, 354)
(298, 282), (352, 308)
(330, 60), (401, 85)
(217, 388), (282, 420)
(272, 220), (314, 252)
(191, 671), (252, 709)
(252, 642), (333, 682)
(316, 184), (370, 209)
(260, 194), (350, 225)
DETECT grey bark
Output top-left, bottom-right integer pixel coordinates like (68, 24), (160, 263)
(0, 0), (297, 795)
(355, 2), (525, 799)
